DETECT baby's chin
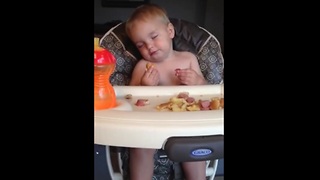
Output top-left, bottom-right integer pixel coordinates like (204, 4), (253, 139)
(147, 56), (167, 63)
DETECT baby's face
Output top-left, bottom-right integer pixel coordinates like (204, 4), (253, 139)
(129, 18), (174, 62)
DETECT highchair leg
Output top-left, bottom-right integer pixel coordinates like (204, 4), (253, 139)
(95, 144), (123, 180)
(207, 159), (219, 180)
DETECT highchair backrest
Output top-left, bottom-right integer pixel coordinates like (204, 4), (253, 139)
(99, 18), (224, 85)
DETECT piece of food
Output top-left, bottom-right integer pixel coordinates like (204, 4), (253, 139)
(220, 98), (224, 108)
(186, 104), (201, 111)
(200, 99), (211, 110)
(156, 102), (173, 110)
(135, 99), (150, 106)
(125, 94), (132, 99)
(177, 92), (189, 99)
(146, 62), (154, 70)
(155, 92), (224, 112)
(171, 103), (187, 112)
(210, 98), (221, 110)
(185, 97), (195, 104)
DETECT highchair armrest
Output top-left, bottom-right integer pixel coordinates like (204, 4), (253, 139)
(164, 135), (224, 162)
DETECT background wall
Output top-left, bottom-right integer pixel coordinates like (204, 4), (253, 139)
(204, 0), (224, 53)
(94, 0), (224, 53)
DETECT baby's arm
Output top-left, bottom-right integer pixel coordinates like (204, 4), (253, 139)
(176, 53), (207, 85)
(129, 60), (146, 86)
(190, 56), (207, 85)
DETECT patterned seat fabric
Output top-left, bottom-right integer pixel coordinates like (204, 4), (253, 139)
(99, 18), (224, 180)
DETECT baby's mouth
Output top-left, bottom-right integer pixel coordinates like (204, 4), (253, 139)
(150, 50), (158, 56)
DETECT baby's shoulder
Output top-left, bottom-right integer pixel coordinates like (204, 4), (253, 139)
(132, 59), (148, 72)
(135, 59), (148, 67)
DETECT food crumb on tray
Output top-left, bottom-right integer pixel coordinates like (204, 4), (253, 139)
(132, 92), (224, 111)
(135, 99), (150, 106)
(125, 94), (132, 99)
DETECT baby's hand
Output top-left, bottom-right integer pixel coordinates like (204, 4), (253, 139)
(175, 68), (206, 85)
(141, 65), (160, 86)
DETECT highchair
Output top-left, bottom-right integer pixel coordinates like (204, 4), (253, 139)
(95, 18), (224, 180)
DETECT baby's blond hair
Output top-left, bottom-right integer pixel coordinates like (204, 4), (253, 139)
(125, 4), (170, 37)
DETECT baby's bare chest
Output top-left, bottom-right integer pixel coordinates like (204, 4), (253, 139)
(156, 56), (192, 85)
(158, 64), (189, 85)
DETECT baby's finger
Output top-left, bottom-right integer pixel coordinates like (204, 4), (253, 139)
(175, 68), (181, 76)
(146, 68), (157, 78)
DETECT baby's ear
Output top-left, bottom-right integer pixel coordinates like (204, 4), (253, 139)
(167, 23), (175, 38)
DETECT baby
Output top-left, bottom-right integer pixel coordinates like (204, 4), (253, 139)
(126, 3), (207, 180)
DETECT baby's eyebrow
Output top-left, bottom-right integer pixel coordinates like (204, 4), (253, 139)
(146, 28), (156, 35)
(149, 31), (157, 36)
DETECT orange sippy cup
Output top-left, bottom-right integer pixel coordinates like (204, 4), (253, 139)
(94, 38), (116, 110)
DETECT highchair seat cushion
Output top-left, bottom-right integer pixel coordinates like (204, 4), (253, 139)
(100, 18), (224, 86)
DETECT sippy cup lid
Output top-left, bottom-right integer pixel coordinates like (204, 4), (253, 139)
(94, 37), (116, 65)
(94, 48), (116, 65)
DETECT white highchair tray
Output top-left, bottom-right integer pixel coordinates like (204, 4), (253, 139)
(94, 85), (224, 149)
